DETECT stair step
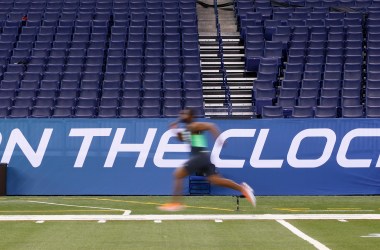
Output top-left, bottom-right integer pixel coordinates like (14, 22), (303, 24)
(201, 61), (245, 65)
(202, 77), (256, 81)
(200, 46), (245, 50)
(199, 38), (241, 43)
(203, 94), (252, 98)
(201, 53), (245, 57)
(205, 112), (230, 116)
(201, 69), (246, 73)
(203, 86), (253, 90)
(205, 103), (252, 107)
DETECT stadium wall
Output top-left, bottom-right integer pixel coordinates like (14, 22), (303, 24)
(3, 118), (380, 195)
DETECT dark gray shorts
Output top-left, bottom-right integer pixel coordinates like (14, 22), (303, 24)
(184, 152), (217, 176)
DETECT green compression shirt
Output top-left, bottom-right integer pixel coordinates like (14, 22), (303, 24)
(191, 134), (208, 148)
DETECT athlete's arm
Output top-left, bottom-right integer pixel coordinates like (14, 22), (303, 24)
(176, 132), (184, 141)
(169, 119), (181, 129)
(169, 118), (183, 141)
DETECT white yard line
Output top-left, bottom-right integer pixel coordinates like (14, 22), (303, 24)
(361, 233), (380, 238)
(0, 214), (379, 221)
(277, 219), (331, 250)
(26, 200), (131, 215)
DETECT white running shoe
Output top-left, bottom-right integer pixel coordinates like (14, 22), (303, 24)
(241, 182), (256, 207)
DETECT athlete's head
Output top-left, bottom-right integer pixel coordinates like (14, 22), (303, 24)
(180, 108), (195, 123)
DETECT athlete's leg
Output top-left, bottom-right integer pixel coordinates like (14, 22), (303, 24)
(207, 174), (243, 192)
(173, 167), (189, 201)
(207, 174), (256, 207)
(157, 167), (189, 211)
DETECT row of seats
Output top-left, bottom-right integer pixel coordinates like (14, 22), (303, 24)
(0, 106), (186, 118)
(261, 105), (380, 118)
(0, 0), (205, 118)
(236, 0), (380, 11)
(0, 0), (196, 11)
(0, 95), (203, 108)
(235, 0), (380, 118)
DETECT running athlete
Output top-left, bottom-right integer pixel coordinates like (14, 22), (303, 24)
(158, 108), (256, 211)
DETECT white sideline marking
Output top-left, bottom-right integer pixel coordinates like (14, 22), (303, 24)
(26, 200), (131, 215)
(0, 214), (379, 221)
(361, 233), (380, 238)
(277, 220), (331, 250)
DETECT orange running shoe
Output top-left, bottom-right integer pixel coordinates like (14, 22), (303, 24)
(241, 182), (256, 207)
(157, 202), (185, 212)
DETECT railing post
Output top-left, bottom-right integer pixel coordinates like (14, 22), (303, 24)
(214, 0), (232, 115)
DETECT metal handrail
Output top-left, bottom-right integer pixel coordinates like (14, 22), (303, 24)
(214, 0), (232, 115)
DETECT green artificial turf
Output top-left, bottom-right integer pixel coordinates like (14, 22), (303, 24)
(0, 196), (379, 250)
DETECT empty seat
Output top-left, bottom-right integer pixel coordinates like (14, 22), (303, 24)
(119, 107), (139, 118)
(0, 98), (12, 108)
(0, 107), (8, 118)
(314, 106), (337, 118)
(98, 107), (118, 118)
(298, 97), (318, 107)
(55, 98), (76, 108)
(342, 105), (364, 118)
(52, 107), (73, 118)
(76, 99), (97, 108)
(31, 107), (52, 118)
(319, 96), (340, 107)
(142, 98), (160, 107)
(366, 96), (380, 107)
(9, 107), (30, 118)
(14, 98), (33, 108)
(79, 90), (99, 99)
(262, 106), (284, 118)
(35, 98), (54, 108)
(75, 107), (96, 118)
(184, 98), (203, 109)
(141, 107), (161, 118)
(366, 106), (380, 118)
(342, 97), (361, 107)
(163, 106), (182, 117)
(291, 106), (314, 118)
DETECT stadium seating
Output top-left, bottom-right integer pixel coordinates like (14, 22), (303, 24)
(234, 0), (379, 118)
(0, 0), (204, 118)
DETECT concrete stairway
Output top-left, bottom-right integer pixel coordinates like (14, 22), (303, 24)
(197, 0), (255, 117)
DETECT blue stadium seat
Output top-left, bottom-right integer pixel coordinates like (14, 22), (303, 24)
(292, 106), (314, 118)
(262, 106), (284, 118)
(75, 107), (96, 118)
(54, 97), (74, 108)
(342, 105), (364, 118)
(9, 107), (30, 118)
(35, 98), (54, 108)
(14, 98), (33, 108)
(31, 107), (52, 118)
(119, 107), (139, 118)
(365, 101), (380, 117)
(314, 106), (337, 118)
(52, 107), (73, 118)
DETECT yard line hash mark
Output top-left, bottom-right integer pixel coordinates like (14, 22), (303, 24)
(277, 219), (330, 250)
